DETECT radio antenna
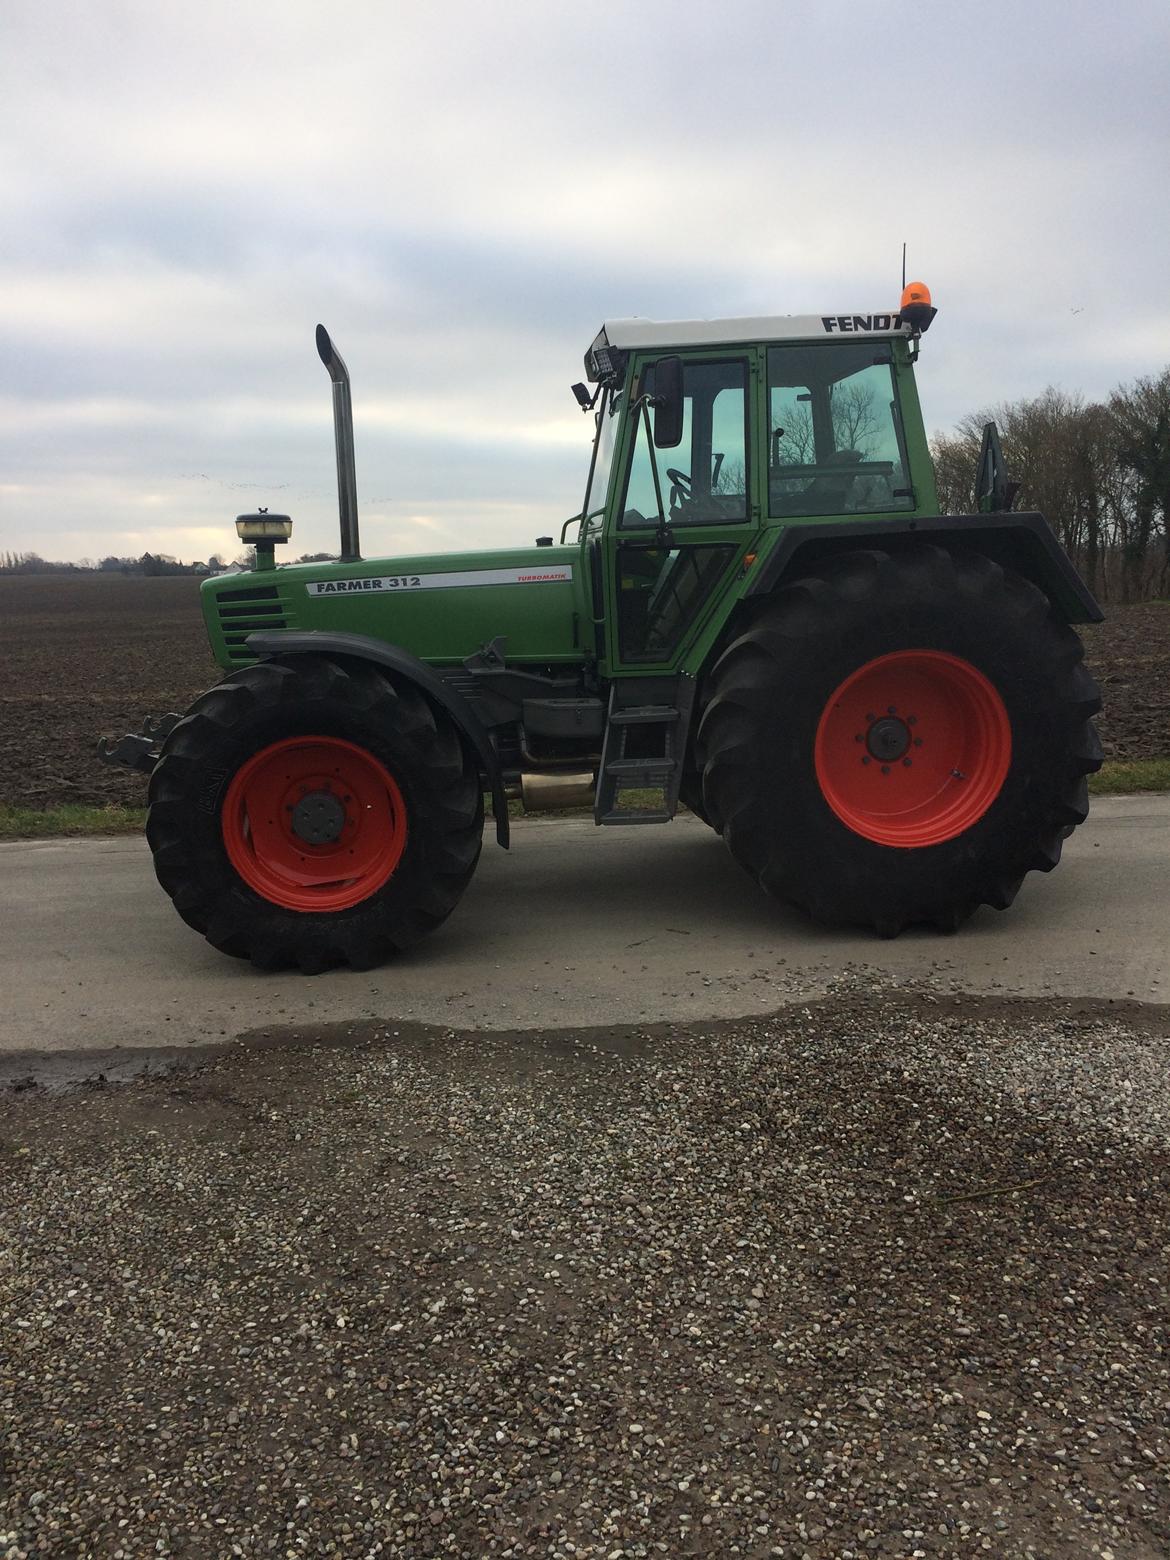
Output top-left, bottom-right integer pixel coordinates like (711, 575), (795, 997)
(901, 241), (907, 291)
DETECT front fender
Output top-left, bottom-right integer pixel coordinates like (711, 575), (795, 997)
(245, 629), (509, 848)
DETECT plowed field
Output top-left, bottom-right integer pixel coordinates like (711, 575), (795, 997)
(0, 575), (215, 810)
(0, 574), (1166, 810)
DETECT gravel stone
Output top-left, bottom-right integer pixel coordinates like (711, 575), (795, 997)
(2, 984), (1168, 1556)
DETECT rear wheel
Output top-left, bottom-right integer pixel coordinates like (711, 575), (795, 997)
(699, 546), (1102, 935)
(147, 654), (483, 971)
(678, 768), (714, 827)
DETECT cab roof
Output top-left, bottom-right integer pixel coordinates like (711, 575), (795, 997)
(592, 311), (912, 354)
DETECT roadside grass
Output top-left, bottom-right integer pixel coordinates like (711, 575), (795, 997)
(0, 803), (148, 841)
(0, 804), (148, 842)
(2, 761), (1167, 842)
(1089, 757), (1170, 795)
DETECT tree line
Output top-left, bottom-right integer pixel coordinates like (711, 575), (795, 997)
(930, 367), (1170, 603)
(0, 551), (224, 576)
(0, 550), (338, 576)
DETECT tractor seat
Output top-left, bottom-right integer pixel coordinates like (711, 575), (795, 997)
(802, 448), (864, 510)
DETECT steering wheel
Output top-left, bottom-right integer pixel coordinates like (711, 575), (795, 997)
(665, 468), (692, 510)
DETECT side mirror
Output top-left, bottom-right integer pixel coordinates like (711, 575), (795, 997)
(974, 421), (1020, 513)
(651, 356), (684, 449)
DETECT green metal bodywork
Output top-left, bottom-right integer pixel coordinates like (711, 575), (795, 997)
(203, 336), (942, 684)
(202, 546), (588, 670)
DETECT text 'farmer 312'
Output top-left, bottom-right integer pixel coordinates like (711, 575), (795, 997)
(100, 285), (1104, 973)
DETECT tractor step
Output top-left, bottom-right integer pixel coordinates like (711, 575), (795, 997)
(602, 758), (676, 778)
(606, 704), (680, 726)
(594, 676), (696, 826)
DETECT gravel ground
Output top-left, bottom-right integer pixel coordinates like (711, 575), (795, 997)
(2, 988), (1169, 1559)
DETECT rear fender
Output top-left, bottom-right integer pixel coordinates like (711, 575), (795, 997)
(746, 513), (1103, 624)
(245, 629), (509, 847)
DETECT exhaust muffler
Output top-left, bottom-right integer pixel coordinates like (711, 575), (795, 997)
(315, 324), (361, 563)
(519, 772), (596, 812)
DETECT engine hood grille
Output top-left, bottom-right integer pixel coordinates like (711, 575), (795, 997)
(216, 584), (287, 663)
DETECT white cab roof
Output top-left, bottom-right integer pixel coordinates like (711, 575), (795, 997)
(594, 311), (912, 351)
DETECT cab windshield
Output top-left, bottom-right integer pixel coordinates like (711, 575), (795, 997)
(582, 388), (621, 523)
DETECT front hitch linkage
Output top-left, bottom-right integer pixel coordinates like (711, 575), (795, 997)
(96, 712), (182, 776)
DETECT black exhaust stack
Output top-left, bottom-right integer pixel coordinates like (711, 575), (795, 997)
(315, 324), (361, 563)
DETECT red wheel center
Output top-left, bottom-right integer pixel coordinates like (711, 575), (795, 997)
(222, 736), (407, 911)
(814, 650), (1012, 848)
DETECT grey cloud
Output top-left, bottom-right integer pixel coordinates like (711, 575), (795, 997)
(3, 0), (1169, 559)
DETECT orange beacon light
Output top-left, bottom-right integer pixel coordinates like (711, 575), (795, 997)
(900, 281), (937, 332)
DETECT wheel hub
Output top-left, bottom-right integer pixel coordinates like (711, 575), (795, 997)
(814, 650), (1012, 848)
(865, 716), (911, 763)
(222, 736), (408, 912)
(291, 790), (346, 845)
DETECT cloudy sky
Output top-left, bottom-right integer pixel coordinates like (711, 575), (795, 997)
(3, 0), (1168, 565)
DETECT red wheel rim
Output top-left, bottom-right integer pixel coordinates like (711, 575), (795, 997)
(222, 736), (407, 911)
(814, 651), (1012, 848)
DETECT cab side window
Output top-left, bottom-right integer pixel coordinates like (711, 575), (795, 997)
(616, 543), (736, 661)
(768, 344), (913, 518)
(620, 360), (749, 527)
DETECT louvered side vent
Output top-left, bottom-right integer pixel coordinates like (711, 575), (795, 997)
(216, 585), (287, 664)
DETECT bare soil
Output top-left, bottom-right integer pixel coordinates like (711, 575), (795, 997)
(1081, 601), (1170, 763)
(0, 574), (1166, 810)
(0, 575), (215, 810)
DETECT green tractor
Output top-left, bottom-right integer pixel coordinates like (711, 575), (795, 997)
(101, 285), (1103, 971)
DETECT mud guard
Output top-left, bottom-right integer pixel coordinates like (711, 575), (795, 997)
(245, 629), (510, 848)
(747, 513), (1103, 624)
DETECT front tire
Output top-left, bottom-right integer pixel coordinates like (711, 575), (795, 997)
(147, 655), (484, 972)
(698, 547), (1102, 935)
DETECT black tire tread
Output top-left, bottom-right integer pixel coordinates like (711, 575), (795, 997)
(147, 654), (483, 972)
(698, 545), (1102, 935)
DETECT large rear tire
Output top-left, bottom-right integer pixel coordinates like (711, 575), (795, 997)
(678, 768), (714, 827)
(698, 546), (1102, 935)
(147, 655), (483, 972)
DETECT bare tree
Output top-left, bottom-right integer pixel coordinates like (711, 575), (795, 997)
(830, 382), (882, 456)
(773, 382), (883, 466)
(772, 401), (816, 465)
(930, 369), (1170, 603)
(1111, 370), (1170, 599)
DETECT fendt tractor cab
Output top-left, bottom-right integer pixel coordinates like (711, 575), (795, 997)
(101, 285), (1104, 972)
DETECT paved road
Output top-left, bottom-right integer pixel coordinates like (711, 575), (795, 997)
(1, 797), (1167, 1063)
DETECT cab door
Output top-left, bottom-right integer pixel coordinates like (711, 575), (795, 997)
(601, 350), (762, 675)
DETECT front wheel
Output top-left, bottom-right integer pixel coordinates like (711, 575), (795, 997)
(147, 655), (484, 972)
(698, 546), (1102, 935)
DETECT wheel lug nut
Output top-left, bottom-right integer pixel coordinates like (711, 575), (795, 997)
(861, 756), (871, 766)
(903, 758), (912, 767)
(914, 737), (923, 747)
(887, 706), (896, 715)
(881, 764), (890, 775)
(907, 715), (917, 726)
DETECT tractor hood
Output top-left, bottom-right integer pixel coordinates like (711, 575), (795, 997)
(201, 545), (588, 672)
